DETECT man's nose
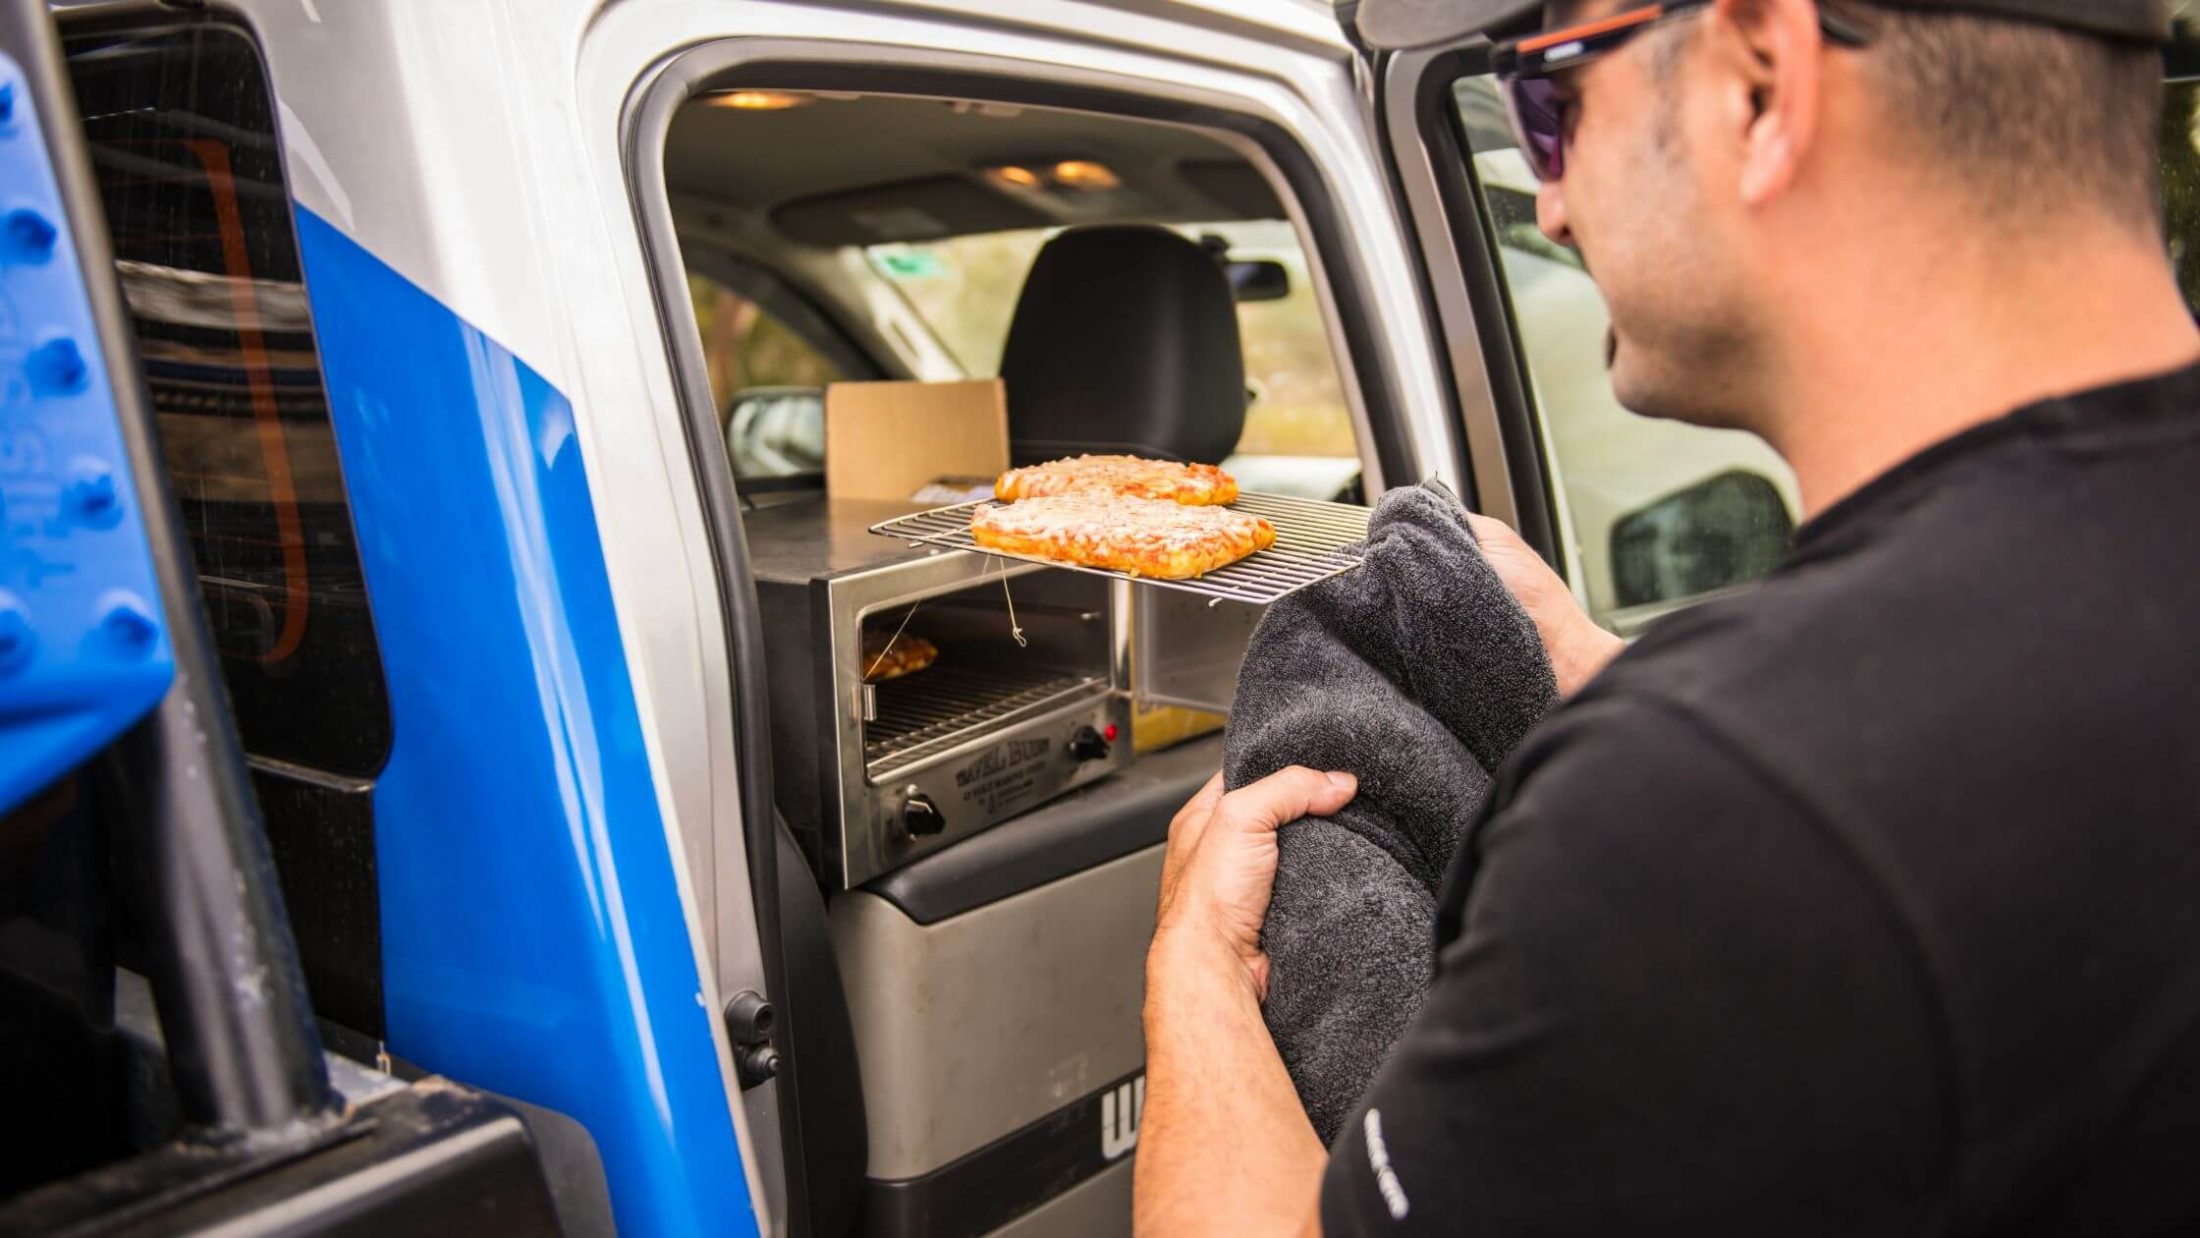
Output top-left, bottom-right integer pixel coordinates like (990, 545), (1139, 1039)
(1536, 181), (1575, 248)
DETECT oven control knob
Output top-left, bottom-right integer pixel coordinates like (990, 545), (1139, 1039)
(1068, 724), (1113, 763)
(901, 792), (946, 838)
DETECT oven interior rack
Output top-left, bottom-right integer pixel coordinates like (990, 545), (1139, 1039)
(862, 662), (1106, 778)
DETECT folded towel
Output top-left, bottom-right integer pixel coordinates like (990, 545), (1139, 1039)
(1225, 483), (1558, 1142)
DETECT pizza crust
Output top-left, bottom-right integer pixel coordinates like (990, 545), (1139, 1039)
(995, 454), (1240, 506)
(970, 495), (1276, 579)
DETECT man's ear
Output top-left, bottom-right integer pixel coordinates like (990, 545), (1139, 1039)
(1711, 0), (1824, 207)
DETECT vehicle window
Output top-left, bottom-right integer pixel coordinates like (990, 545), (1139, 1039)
(2162, 78), (2200, 309)
(66, 23), (390, 1032)
(690, 272), (850, 404)
(690, 270), (871, 480)
(870, 222), (1359, 460)
(68, 25), (391, 775)
(1453, 77), (1801, 632)
(870, 232), (1047, 378)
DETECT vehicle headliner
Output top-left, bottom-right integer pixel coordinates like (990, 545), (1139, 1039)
(664, 91), (1284, 245)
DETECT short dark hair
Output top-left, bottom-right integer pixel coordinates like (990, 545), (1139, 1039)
(1848, 3), (2165, 229)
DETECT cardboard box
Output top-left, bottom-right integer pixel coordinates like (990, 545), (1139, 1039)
(825, 379), (1008, 502)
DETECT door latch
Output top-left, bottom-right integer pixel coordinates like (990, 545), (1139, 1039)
(723, 989), (780, 1089)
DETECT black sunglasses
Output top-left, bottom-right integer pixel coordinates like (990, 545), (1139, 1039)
(1491, 1), (1875, 182)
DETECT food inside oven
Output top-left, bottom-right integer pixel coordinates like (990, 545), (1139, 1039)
(860, 627), (937, 682)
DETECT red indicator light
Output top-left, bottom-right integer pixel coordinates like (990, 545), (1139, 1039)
(1103, 724), (1119, 742)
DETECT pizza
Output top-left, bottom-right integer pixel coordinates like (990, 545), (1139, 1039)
(969, 495), (1276, 579)
(994, 454), (1239, 506)
(861, 630), (938, 682)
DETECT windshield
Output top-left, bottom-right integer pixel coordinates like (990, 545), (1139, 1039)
(868, 222), (1358, 459)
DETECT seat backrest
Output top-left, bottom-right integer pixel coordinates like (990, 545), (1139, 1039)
(998, 226), (1246, 466)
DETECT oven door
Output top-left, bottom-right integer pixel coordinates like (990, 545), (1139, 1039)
(833, 568), (1132, 889)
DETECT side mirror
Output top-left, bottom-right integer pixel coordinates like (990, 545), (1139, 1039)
(1226, 259), (1291, 303)
(725, 386), (826, 478)
(1610, 470), (1794, 608)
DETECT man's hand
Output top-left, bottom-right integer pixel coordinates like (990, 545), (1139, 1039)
(1152, 767), (1358, 1001)
(1465, 512), (1626, 696)
(1138, 768), (1355, 1238)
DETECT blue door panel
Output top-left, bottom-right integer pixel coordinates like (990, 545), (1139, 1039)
(289, 206), (755, 1238)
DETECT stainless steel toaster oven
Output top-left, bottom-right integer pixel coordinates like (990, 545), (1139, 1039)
(747, 497), (1134, 888)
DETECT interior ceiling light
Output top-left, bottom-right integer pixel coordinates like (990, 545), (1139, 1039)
(982, 160), (1125, 197)
(1050, 160), (1121, 191)
(707, 90), (810, 111)
(986, 164), (1044, 190)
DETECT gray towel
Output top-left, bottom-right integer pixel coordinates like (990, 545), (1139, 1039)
(1224, 483), (1558, 1142)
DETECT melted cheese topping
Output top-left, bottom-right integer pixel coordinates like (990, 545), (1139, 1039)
(996, 454), (1236, 504)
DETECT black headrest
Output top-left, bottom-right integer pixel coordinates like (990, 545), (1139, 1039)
(999, 226), (1246, 466)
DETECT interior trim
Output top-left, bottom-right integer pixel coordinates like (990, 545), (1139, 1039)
(860, 1069), (1144, 1238)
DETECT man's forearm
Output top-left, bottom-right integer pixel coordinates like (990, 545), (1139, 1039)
(1135, 932), (1328, 1238)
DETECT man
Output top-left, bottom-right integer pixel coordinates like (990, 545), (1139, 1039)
(1138, 0), (2200, 1233)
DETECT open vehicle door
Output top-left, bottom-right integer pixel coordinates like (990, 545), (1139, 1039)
(1336, 0), (1562, 555)
(1337, 0), (1811, 635)
(0, 6), (564, 1231)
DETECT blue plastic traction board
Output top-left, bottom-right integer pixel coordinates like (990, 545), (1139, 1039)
(0, 49), (174, 817)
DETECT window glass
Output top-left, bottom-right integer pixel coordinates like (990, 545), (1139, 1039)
(1454, 78), (1802, 632)
(2161, 79), (2200, 308)
(869, 223), (1359, 460)
(67, 26), (391, 775)
(689, 273), (849, 405)
(689, 271), (866, 481)
(1222, 221), (1357, 459)
(870, 233), (1047, 378)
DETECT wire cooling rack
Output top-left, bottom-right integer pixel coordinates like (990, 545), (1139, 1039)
(867, 491), (1370, 605)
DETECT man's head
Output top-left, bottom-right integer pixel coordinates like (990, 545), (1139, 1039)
(1488, 0), (2170, 435)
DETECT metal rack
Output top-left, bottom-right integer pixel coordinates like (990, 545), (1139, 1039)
(863, 662), (1107, 777)
(867, 491), (1370, 605)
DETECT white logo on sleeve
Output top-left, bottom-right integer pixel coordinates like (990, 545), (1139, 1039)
(1101, 1075), (1145, 1161)
(1363, 1108), (1410, 1220)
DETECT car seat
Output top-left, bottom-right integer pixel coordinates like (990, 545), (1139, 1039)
(998, 225), (1246, 466)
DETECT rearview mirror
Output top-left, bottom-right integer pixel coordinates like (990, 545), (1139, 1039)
(1226, 259), (1291, 303)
